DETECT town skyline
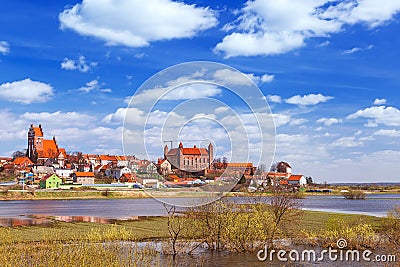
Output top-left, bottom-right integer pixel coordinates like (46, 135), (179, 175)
(1, 1), (400, 183)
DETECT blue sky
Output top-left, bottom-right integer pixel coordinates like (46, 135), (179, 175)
(1, 0), (400, 183)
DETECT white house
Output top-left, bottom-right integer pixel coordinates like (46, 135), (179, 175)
(55, 168), (74, 179)
(288, 175), (307, 186)
(140, 162), (157, 174)
(116, 156), (129, 167)
(73, 172), (95, 184)
(158, 159), (172, 175)
(107, 167), (132, 180)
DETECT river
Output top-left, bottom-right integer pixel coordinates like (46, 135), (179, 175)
(0, 194), (398, 219)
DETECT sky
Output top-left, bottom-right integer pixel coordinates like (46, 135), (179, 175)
(1, 0), (400, 183)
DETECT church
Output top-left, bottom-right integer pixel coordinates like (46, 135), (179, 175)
(27, 124), (67, 166)
(164, 142), (213, 176)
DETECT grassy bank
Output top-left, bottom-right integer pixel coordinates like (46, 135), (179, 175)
(0, 210), (383, 243)
(0, 210), (391, 266)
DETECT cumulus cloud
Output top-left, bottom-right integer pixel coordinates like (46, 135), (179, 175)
(347, 105), (400, 126)
(214, 106), (230, 114)
(128, 83), (221, 104)
(374, 98), (387, 105)
(0, 41), (10, 55)
(247, 73), (275, 84)
(272, 114), (291, 127)
(214, 0), (400, 57)
(331, 136), (363, 147)
(374, 129), (400, 137)
(79, 79), (111, 93)
(266, 95), (282, 103)
(317, 117), (342, 126)
(61, 56), (97, 72)
(285, 93), (333, 106)
(20, 111), (95, 127)
(59, 0), (217, 47)
(212, 68), (274, 86)
(0, 79), (54, 104)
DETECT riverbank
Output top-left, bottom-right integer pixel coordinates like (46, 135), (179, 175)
(1, 187), (400, 201)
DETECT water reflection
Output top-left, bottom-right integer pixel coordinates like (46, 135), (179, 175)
(0, 215), (142, 227)
(52, 215), (141, 224)
(0, 216), (51, 227)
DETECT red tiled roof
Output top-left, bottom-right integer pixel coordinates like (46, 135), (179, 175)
(279, 179), (288, 185)
(38, 139), (59, 158)
(227, 163), (253, 168)
(75, 172), (95, 177)
(58, 148), (67, 157)
(99, 155), (116, 161)
(182, 147), (208, 155)
(33, 127), (43, 137)
(267, 172), (288, 177)
(115, 156), (126, 161)
(13, 156), (33, 166)
(288, 175), (303, 181)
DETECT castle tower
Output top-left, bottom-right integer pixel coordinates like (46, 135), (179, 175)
(164, 145), (168, 159)
(208, 143), (213, 169)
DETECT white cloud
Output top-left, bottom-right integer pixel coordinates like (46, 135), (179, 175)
(246, 73), (274, 84)
(374, 129), (400, 137)
(59, 0), (217, 47)
(0, 41), (10, 55)
(260, 74), (275, 83)
(79, 79), (111, 93)
(214, 106), (230, 114)
(272, 114), (291, 127)
(374, 98), (387, 105)
(61, 56), (97, 72)
(341, 47), (362, 54)
(20, 111), (95, 127)
(266, 95), (282, 103)
(331, 136), (363, 148)
(341, 44), (373, 54)
(285, 93), (333, 106)
(364, 120), (378, 128)
(214, 0), (400, 57)
(103, 107), (186, 127)
(347, 105), (400, 126)
(213, 69), (274, 86)
(129, 83), (221, 104)
(79, 79), (99, 93)
(318, 40), (330, 47)
(0, 79), (54, 104)
(289, 118), (308, 126)
(317, 117), (342, 126)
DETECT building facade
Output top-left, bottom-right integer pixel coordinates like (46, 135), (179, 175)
(164, 142), (213, 175)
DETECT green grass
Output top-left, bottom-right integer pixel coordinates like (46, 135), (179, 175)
(299, 210), (385, 233)
(0, 217), (170, 243)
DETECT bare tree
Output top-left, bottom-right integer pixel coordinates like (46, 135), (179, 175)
(267, 188), (303, 248)
(164, 204), (185, 258)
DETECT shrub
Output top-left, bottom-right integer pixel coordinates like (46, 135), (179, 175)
(342, 190), (366, 199)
